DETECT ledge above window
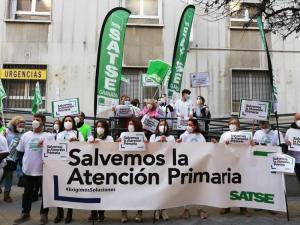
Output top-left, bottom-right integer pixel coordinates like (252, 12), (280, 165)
(4, 18), (51, 24)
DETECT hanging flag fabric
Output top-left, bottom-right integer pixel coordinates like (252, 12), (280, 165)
(146, 60), (170, 85)
(32, 82), (42, 114)
(167, 5), (195, 98)
(0, 80), (6, 113)
(94, 7), (131, 115)
(257, 16), (278, 113)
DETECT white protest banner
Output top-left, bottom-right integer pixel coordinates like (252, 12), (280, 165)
(119, 132), (145, 151)
(43, 141), (69, 161)
(142, 74), (160, 87)
(239, 99), (271, 121)
(52, 98), (80, 118)
(115, 105), (133, 117)
(190, 72), (209, 88)
(43, 142), (286, 212)
(141, 115), (159, 133)
(177, 118), (188, 130)
(229, 132), (253, 144)
(287, 129), (300, 151)
(268, 153), (295, 174)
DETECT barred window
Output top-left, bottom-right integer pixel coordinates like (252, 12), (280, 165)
(231, 70), (272, 112)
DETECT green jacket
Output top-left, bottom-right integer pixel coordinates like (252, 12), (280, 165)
(79, 123), (91, 141)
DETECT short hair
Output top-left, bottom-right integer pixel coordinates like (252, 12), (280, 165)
(131, 99), (140, 107)
(228, 117), (240, 127)
(33, 114), (46, 123)
(182, 89), (191, 95)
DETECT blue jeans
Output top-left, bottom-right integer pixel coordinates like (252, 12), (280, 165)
(1, 170), (13, 192)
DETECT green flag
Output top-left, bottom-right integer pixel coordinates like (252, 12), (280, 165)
(146, 60), (170, 85)
(168, 5), (195, 98)
(32, 82), (42, 114)
(0, 79), (6, 113)
(257, 16), (278, 113)
(94, 7), (131, 115)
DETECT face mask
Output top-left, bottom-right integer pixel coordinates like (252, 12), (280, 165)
(229, 124), (237, 132)
(263, 128), (270, 133)
(159, 125), (166, 134)
(124, 101), (130, 106)
(74, 117), (80, 124)
(17, 127), (24, 133)
(186, 126), (194, 133)
(32, 120), (40, 129)
(147, 104), (153, 110)
(185, 94), (190, 101)
(97, 127), (105, 135)
(64, 121), (73, 130)
(196, 100), (201, 105)
(296, 120), (300, 128)
(128, 125), (135, 132)
(53, 124), (60, 131)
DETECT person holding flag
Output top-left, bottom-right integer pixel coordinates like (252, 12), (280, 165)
(32, 82), (42, 114)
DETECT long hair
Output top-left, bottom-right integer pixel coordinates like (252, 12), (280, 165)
(155, 120), (169, 136)
(61, 115), (77, 131)
(129, 118), (143, 132)
(96, 119), (109, 140)
(188, 118), (201, 133)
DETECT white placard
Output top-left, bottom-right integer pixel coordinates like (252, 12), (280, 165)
(119, 132), (145, 151)
(141, 115), (159, 133)
(239, 99), (271, 121)
(190, 72), (210, 88)
(115, 105), (134, 117)
(268, 153), (295, 174)
(43, 141), (69, 161)
(52, 98), (80, 118)
(229, 132), (253, 144)
(142, 74), (160, 87)
(287, 129), (300, 151)
(176, 118), (189, 130)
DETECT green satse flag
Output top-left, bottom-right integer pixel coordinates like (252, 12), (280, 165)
(168, 5), (195, 98)
(146, 60), (170, 85)
(32, 82), (42, 114)
(94, 8), (131, 115)
(257, 16), (278, 113)
(0, 79), (7, 113)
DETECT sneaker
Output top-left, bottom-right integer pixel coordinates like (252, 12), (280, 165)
(98, 211), (105, 222)
(197, 208), (208, 219)
(0, 186), (2, 194)
(135, 211), (143, 223)
(13, 213), (30, 225)
(121, 211), (128, 223)
(40, 214), (48, 225)
(88, 212), (98, 222)
(161, 210), (169, 221)
(182, 208), (190, 219)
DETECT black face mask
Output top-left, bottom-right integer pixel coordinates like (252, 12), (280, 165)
(77, 121), (84, 128)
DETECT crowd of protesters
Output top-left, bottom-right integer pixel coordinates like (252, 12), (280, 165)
(0, 89), (299, 225)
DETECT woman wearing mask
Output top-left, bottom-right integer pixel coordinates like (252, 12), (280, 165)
(52, 120), (62, 140)
(54, 116), (84, 224)
(176, 119), (208, 219)
(87, 119), (113, 222)
(140, 99), (159, 139)
(1, 116), (25, 202)
(150, 120), (174, 221)
(218, 117), (251, 217)
(117, 118), (147, 223)
(193, 96), (211, 134)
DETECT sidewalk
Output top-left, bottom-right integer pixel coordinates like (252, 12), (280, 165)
(1, 186), (300, 225)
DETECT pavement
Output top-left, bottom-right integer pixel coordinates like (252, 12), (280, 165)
(1, 186), (300, 225)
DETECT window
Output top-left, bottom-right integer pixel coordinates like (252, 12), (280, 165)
(231, 70), (272, 112)
(121, 68), (160, 106)
(8, 0), (51, 21)
(2, 64), (47, 110)
(230, 2), (260, 28)
(123, 0), (162, 25)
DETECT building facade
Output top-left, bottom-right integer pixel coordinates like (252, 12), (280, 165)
(0, 0), (299, 117)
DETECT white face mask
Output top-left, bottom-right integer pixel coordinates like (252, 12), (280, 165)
(263, 128), (271, 133)
(159, 125), (166, 134)
(64, 121), (73, 130)
(17, 127), (24, 133)
(32, 120), (40, 129)
(147, 104), (153, 110)
(53, 124), (60, 131)
(97, 127), (105, 135)
(296, 120), (300, 128)
(186, 126), (194, 133)
(74, 117), (80, 124)
(128, 125), (135, 132)
(229, 124), (237, 132)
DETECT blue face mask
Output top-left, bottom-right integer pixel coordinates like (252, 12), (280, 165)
(186, 95), (191, 101)
(124, 101), (130, 106)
